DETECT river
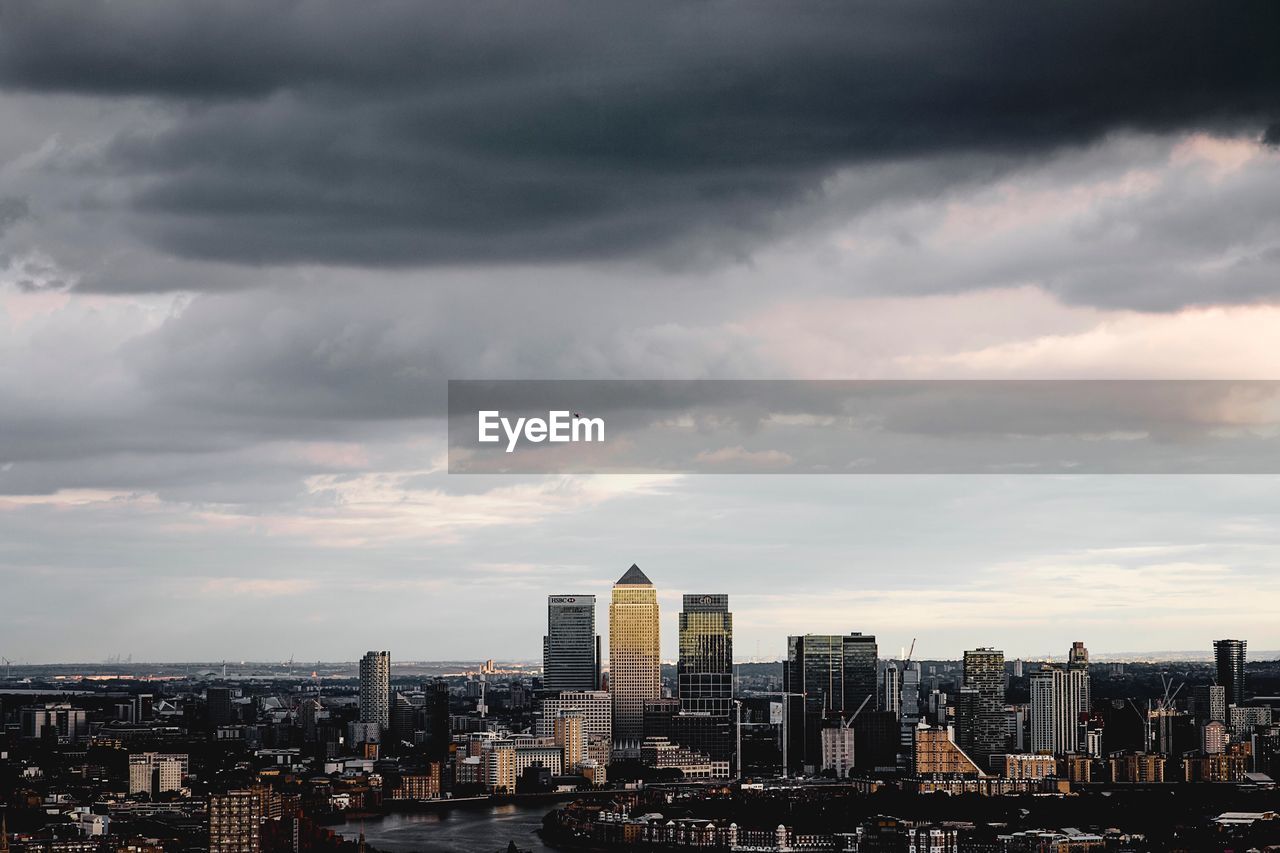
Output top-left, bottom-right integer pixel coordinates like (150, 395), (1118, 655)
(334, 802), (562, 853)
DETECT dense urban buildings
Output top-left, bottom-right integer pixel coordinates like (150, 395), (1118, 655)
(543, 594), (600, 692)
(608, 564), (661, 744)
(0, 567), (1276, 852)
(537, 689), (613, 767)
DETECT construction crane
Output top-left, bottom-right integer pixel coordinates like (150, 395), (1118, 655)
(904, 638), (917, 665)
(841, 694), (873, 728)
(1158, 673), (1184, 710)
(1, 656), (11, 679)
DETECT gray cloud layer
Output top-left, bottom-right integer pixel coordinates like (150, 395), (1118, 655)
(1, 0), (1278, 272)
(3, 3), (1280, 660)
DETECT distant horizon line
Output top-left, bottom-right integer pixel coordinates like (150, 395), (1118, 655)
(4, 650), (1279, 669)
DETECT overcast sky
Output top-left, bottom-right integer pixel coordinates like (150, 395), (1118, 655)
(2, 1), (1280, 664)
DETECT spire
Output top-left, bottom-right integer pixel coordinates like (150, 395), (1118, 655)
(615, 564), (652, 586)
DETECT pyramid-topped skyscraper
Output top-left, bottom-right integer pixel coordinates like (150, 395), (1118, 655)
(609, 564), (660, 745)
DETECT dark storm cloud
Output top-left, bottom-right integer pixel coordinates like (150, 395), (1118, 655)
(1, 0), (1278, 271)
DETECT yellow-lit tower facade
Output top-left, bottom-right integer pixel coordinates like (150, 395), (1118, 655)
(608, 564), (660, 745)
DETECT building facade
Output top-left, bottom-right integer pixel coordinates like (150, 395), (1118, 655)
(958, 648), (1006, 769)
(209, 790), (262, 853)
(555, 711), (586, 771)
(882, 663), (902, 719)
(544, 594), (600, 692)
(128, 752), (188, 797)
(20, 704), (89, 742)
(820, 726), (857, 779)
(677, 594), (733, 717)
(1030, 666), (1088, 755)
(1192, 684), (1227, 723)
(609, 565), (661, 744)
(1215, 639), (1247, 707)
(358, 650), (391, 730)
(899, 663), (922, 773)
(783, 632), (877, 771)
(914, 726), (983, 776)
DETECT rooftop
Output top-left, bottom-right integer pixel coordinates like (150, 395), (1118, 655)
(615, 564), (653, 586)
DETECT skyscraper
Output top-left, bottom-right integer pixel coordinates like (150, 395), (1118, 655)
(1067, 641), (1091, 721)
(1214, 639), (1247, 706)
(428, 679), (450, 762)
(544, 595), (600, 692)
(958, 648), (1006, 767)
(898, 662), (922, 773)
(609, 564), (660, 744)
(678, 594), (733, 716)
(1030, 666), (1088, 755)
(359, 650), (391, 730)
(881, 663), (902, 719)
(783, 633), (877, 771)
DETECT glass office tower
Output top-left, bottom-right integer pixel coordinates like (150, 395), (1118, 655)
(678, 593), (733, 716)
(783, 632), (877, 771)
(544, 594), (599, 692)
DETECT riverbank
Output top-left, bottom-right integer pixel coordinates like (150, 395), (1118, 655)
(332, 801), (567, 853)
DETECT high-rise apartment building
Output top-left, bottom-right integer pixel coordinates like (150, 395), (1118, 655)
(958, 648), (1006, 767)
(1030, 666), (1088, 755)
(554, 710), (585, 771)
(1067, 641), (1091, 716)
(359, 650), (391, 730)
(678, 594), (733, 716)
(783, 633), (877, 771)
(544, 595), (600, 692)
(609, 564), (660, 744)
(209, 790), (261, 853)
(1214, 639), (1247, 706)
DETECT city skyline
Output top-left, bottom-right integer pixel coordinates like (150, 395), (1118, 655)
(4, 3), (1280, 849)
